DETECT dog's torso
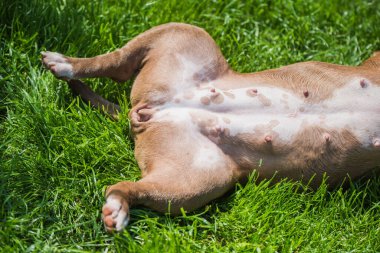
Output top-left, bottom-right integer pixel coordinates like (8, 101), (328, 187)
(131, 60), (380, 187)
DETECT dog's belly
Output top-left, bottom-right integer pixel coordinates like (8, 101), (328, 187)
(149, 77), (380, 182)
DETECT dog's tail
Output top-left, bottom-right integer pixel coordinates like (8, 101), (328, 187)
(67, 79), (121, 120)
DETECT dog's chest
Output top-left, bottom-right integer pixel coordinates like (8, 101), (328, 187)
(150, 78), (380, 150)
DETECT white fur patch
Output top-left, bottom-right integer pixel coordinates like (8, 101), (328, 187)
(151, 107), (226, 170)
(43, 52), (67, 62)
(42, 51), (74, 79)
(54, 62), (73, 78)
(104, 195), (129, 231)
(192, 143), (223, 169)
(154, 77), (380, 148)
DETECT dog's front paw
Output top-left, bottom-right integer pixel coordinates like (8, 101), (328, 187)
(102, 194), (130, 232)
(41, 51), (74, 79)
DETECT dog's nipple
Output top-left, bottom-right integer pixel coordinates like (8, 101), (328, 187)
(373, 138), (380, 148)
(360, 79), (368, 88)
(323, 133), (331, 143)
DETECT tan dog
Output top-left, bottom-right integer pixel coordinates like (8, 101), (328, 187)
(42, 23), (380, 232)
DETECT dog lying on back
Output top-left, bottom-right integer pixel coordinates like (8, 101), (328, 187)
(42, 23), (380, 232)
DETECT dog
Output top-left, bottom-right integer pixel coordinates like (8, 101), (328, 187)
(41, 23), (380, 232)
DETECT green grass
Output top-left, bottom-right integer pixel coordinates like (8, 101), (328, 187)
(1, 0), (380, 252)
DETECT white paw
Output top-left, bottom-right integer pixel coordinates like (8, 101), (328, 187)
(41, 51), (74, 79)
(102, 195), (129, 232)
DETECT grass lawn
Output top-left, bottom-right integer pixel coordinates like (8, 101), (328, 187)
(1, 0), (380, 252)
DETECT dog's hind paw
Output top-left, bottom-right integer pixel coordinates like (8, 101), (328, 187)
(41, 51), (74, 79)
(102, 194), (130, 232)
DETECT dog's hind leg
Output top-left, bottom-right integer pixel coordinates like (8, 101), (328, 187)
(41, 42), (146, 82)
(41, 25), (156, 82)
(42, 23), (229, 84)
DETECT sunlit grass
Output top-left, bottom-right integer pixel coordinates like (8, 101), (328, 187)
(1, 0), (380, 252)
